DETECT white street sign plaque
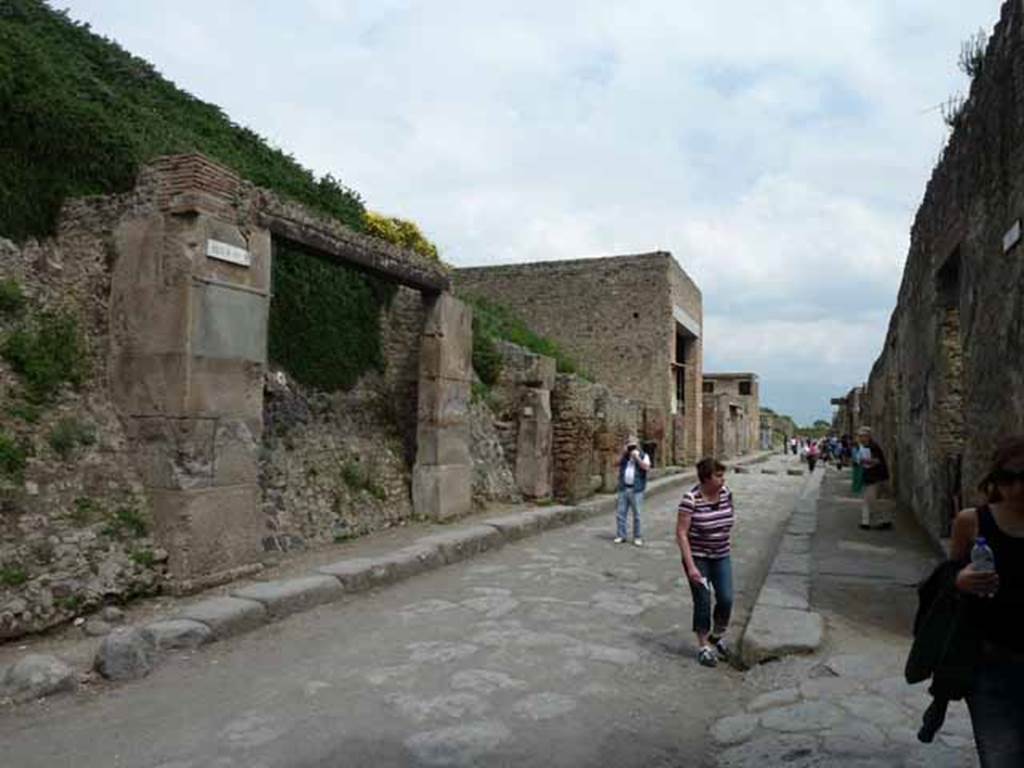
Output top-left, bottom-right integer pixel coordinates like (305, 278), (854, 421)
(206, 239), (251, 267)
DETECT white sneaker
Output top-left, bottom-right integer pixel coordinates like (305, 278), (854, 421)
(697, 646), (718, 667)
(633, 538), (644, 547)
(613, 536), (626, 544)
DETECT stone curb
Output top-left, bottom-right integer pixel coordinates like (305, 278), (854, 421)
(739, 468), (826, 666)
(9, 451), (775, 697)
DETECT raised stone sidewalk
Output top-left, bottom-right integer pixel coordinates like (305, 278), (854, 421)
(1, 453), (773, 703)
(739, 468), (825, 665)
(710, 466), (979, 767)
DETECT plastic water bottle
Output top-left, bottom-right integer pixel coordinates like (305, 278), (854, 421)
(971, 536), (996, 573)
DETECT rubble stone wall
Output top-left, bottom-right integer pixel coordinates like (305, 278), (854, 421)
(862, 0), (1024, 542)
(455, 252), (704, 466)
(551, 375), (642, 502)
(0, 195), (165, 640)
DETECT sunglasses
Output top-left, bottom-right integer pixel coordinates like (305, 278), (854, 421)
(992, 468), (1024, 484)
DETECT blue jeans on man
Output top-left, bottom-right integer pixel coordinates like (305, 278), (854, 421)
(616, 488), (643, 540)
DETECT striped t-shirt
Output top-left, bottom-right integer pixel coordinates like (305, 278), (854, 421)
(678, 484), (735, 559)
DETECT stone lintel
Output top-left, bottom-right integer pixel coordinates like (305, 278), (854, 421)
(260, 212), (449, 293)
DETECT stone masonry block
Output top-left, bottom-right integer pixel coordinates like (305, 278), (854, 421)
(192, 216), (271, 295)
(742, 606), (824, 665)
(150, 485), (263, 582)
(126, 416), (215, 490)
(415, 423), (471, 466)
(422, 292), (472, 341)
(232, 576), (344, 620)
(110, 352), (190, 417)
(176, 596), (267, 639)
(416, 526), (505, 565)
(412, 464), (473, 521)
(213, 418), (261, 486)
(417, 378), (471, 427)
(419, 335), (472, 383)
(482, 512), (546, 541)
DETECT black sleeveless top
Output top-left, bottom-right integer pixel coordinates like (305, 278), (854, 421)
(972, 505), (1024, 652)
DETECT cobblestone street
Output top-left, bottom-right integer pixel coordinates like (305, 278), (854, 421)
(1, 456), (803, 768)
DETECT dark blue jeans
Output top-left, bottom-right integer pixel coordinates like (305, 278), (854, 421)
(967, 657), (1024, 767)
(687, 556), (734, 635)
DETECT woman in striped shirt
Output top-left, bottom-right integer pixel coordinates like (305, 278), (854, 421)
(676, 457), (735, 667)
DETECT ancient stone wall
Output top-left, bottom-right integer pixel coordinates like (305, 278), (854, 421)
(0, 199), (166, 640)
(455, 252), (703, 463)
(703, 374), (760, 456)
(551, 375), (642, 502)
(259, 372), (413, 550)
(862, 0), (1024, 542)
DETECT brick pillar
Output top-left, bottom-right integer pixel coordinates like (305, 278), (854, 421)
(412, 293), (473, 520)
(109, 155), (268, 590)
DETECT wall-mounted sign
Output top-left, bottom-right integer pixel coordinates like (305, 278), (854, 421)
(1003, 219), (1021, 253)
(206, 239), (251, 267)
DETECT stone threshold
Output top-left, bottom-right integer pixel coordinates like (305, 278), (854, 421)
(1, 451), (775, 705)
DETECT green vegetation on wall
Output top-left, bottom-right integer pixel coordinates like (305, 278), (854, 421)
(1, 309), (88, 402)
(462, 294), (584, 381)
(268, 241), (395, 392)
(0, 0), (365, 239)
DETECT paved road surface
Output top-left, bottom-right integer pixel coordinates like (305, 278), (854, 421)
(1, 455), (806, 768)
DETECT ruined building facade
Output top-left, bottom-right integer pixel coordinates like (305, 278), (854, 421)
(854, 0), (1024, 543)
(455, 253), (703, 466)
(701, 373), (760, 460)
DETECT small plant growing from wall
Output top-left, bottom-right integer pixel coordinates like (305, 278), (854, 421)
(47, 417), (96, 460)
(101, 505), (148, 539)
(0, 431), (29, 481)
(0, 278), (25, 315)
(0, 564), (29, 587)
(1, 310), (88, 402)
(70, 496), (103, 526)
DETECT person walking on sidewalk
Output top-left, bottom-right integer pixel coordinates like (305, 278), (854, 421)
(857, 426), (891, 530)
(676, 457), (735, 667)
(806, 439), (820, 473)
(950, 435), (1024, 768)
(614, 436), (651, 546)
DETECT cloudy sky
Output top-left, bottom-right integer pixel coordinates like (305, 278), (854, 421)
(64, 0), (1004, 424)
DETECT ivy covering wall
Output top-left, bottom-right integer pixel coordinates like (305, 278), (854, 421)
(268, 241), (395, 392)
(0, 0), (365, 239)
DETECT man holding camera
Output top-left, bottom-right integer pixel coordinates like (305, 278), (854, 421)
(614, 436), (652, 546)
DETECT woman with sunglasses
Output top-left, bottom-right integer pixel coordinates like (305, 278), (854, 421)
(950, 436), (1024, 767)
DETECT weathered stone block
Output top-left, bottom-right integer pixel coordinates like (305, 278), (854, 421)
(416, 525), (505, 564)
(141, 619), (213, 652)
(94, 627), (155, 681)
(741, 606), (824, 665)
(387, 544), (446, 579)
(415, 423), (471, 466)
(482, 512), (546, 540)
(110, 352), (191, 417)
(126, 416), (215, 490)
(231, 575), (344, 620)
(187, 357), (264, 422)
(191, 217), (271, 295)
(176, 596), (267, 639)
(0, 654), (77, 702)
(417, 378), (471, 427)
(150, 485), (263, 582)
(213, 418), (261, 486)
(190, 281), (268, 364)
(412, 464), (473, 521)
(758, 574), (810, 610)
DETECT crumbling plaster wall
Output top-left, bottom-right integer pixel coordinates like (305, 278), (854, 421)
(863, 0), (1024, 542)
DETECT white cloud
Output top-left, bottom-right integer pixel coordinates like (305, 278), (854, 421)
(61, 0), (1006, 423)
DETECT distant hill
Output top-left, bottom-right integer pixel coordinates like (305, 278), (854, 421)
(0, 0), (365, 240)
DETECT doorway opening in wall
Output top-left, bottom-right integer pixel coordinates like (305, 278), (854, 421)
(935, 245), (965, 537)
(673, 325), (696, 415)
